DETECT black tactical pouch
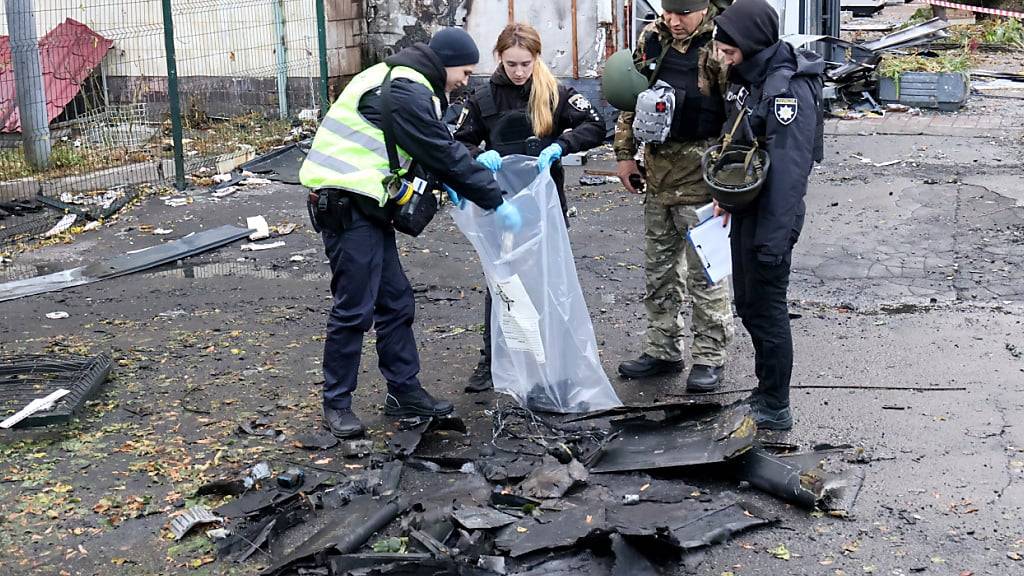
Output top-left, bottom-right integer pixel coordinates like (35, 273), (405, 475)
(380, 68), (438, 237)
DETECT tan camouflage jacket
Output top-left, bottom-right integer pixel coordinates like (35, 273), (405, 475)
(612, 8), (730, 205)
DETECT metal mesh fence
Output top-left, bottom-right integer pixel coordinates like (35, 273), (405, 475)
(0, 0), (327, 245)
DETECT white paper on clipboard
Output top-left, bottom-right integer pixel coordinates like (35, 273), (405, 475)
(687, 215), (732, 284)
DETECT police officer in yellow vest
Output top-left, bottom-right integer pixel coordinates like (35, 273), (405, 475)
(301, 28), (522, 439)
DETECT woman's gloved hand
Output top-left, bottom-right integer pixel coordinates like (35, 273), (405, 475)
(476, 150), (502, 172)
(495, 201), (522, 233)
(536, 143), (564, 172)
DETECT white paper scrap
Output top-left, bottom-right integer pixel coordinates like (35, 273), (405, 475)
(494, 274), (545, 364)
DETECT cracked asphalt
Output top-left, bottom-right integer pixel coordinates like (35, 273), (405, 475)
(1, 114), (1023, 575)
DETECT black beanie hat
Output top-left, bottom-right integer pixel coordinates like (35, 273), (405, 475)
(662, 0), (709, 13)
(429, 27), (480, 67)
(714, 0), (780, 58)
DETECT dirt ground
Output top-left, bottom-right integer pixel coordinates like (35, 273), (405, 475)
(3, 4), (1024, 575)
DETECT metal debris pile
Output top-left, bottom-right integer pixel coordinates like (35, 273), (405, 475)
(172, 399), (867, 575)
(792, 18), (971, 114)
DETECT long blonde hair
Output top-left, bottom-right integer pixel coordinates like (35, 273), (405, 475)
(494, 23), (559, 138)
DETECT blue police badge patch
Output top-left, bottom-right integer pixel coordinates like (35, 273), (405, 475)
(774, 97), (798, 126)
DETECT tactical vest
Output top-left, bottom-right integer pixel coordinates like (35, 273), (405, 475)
(474, 85), (556, 157)
(299, 63), (438, 206)
(641, 32), (725, 142)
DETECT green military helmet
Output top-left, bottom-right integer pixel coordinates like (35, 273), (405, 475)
(701, 144), (770, 211)
(602, 49), (649, 112)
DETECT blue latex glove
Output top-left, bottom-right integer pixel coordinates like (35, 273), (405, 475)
(477, 150), (502, 172)
(443, 185), (466, 209)
(495, 201), (522, 234)
(536, 142), (563, 172)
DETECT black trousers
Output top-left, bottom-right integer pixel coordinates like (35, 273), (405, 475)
(321, 207), (420, 410)
(730, 212), (793, 410)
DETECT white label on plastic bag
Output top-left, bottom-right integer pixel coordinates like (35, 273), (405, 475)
(494, 274), (545, 364)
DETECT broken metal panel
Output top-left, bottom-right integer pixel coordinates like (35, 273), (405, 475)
(607, 500), (771, 551)
(592, 404), (756, 474)
(238, 141), (309, 185)
(733, 447), (866, 516)
(263, 496), (408, 576)
(0, 354), (111, 428)
(0, 225), (253, 302)
(507, 505), (607, 557)
(861, 18), (951, 52)
(169, 505), (222, 540)
(452, 506), (519, 530)
(564, 399), (722, 424)
(610, 533), (660, 576)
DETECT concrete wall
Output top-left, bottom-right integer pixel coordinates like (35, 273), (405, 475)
(364, 0), (625, 79)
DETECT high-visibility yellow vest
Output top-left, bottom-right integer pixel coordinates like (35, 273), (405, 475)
(299, 63), (439, 206)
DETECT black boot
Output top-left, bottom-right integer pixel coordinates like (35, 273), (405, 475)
(617, 353), (684, 379)
(753, 404), (793, 431)
(322, 406), (365, 439)
(685, 364), (724, 392)
(384, 387), (454, 417)
(465, 355), (493, 393)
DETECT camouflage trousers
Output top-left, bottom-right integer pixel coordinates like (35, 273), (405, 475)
(643, 201), (734, 365)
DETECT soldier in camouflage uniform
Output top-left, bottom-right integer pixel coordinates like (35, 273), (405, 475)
(613, 0), (734, 391)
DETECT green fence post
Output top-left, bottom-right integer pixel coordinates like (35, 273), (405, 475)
(161, 0), (186, 190)
(315, 0), (330, 115)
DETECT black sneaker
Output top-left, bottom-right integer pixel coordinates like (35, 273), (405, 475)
(465, 356), (493, 393)
(753, 404), (793, 431)
(617, 353), (685, 379)
(384, 387), (454, 418)
(322, 406), (365, 439)
(685, 364), (724, 392)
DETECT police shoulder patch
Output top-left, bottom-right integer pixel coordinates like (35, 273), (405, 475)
(568, 93), (593, 112)
(774, 97), (798, 126)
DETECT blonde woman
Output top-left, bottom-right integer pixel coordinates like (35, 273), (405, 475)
(454, 22), (606, 393)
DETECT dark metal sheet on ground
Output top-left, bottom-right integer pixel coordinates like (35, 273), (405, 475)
(332, 554), (502, 575)
(239, 141), (309, 185)
(587, 474), (696, 505)
(607, 500), (772, 550)
(610, 533), (660, 576)
(733, 447), (866, 516)
(592, 404), (756, 473)
(0, 225), (253, 302)
(452, 506), (518, 530)
(506, 506), (607, 557)
(564, 399), (722, 423)
(263, 495), (407, 576)
(291, 430), (339, 450)
(0, 354), (111, 428)
(0, 19), (113, 133)
(510, 551), (612, 576)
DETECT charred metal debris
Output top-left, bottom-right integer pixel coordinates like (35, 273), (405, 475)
(170, 399), (869, 575)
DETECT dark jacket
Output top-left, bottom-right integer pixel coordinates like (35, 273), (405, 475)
(726, 40), (824, 263)
(454, 67), (605, 158)
(453, 67), (605, 213)
(356, 43), (504, 210)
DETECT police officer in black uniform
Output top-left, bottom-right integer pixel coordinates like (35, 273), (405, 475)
(453, 22), (606, 392)
(711, 0), (825, 430)
(303, 29), (522, 439)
